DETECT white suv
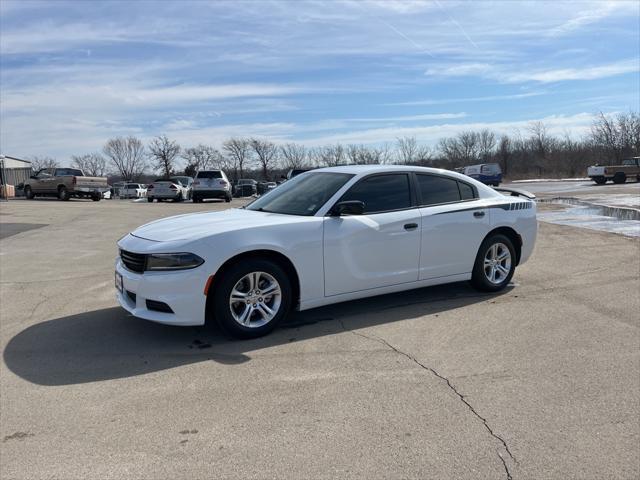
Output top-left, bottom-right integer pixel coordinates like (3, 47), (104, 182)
(192, 170), (232, 203)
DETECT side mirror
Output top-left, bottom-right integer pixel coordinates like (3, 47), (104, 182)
(331, 200), (365, 216)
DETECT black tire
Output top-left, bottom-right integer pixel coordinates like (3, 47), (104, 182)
(470, 234), (516, 292)
(613, 172), (626, 184)
(58, 186), (70, 201)
(593, 176), (606, 185)
(24, 186), (34, 199)
(174, 194), (183, 202)
(91, 194), (101, 202)
(225, 193), (232, 203)
(193, 195), (200, 203)
(212, 259), (292, 339)
(147, 197), (154, 202)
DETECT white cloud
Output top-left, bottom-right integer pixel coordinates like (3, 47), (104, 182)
(386, 92), (545, 106)
(297, 113), (596, 147)
(424, 59), (639, 84)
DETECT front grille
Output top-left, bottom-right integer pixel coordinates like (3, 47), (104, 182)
(120, 250), (146, 273)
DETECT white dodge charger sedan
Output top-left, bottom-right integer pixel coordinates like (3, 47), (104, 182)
(115, 165), (537, 338)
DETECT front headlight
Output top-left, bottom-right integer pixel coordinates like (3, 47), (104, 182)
(146, 253), (204, 271)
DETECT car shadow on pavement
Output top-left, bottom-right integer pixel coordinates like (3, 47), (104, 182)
(4, 282), (512, 386)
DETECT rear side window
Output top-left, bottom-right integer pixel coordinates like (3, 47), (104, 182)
(458, 182), (476, 200)
(196, 171), (223, 179)
(417, 175), (461, 206)
(340, 174), (411, 213)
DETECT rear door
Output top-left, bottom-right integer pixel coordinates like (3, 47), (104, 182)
(323, 173), (421, 296)
(416, 174), (491, 279)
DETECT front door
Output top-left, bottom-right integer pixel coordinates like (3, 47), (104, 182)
(323, 173), (421, 296)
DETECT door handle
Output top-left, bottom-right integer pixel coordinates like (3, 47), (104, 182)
(404, 223), (418, 230)
(473, 211), (485, 218)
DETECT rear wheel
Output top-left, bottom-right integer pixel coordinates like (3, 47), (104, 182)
(24, 186), (34, 199)
(471, 234), (516, 292)
(613, 172), (626, 184)
(593, 176), (606, 185)
(225, 193), (232, 203)
(58, 186), (70, 201)
(147, 197), (154, 203)
(212, 259), (292, 339)
(91, 193), (101, 201)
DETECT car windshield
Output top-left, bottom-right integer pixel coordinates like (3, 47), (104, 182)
(196, 171), (223, 178)
(246, 172), (353, 216)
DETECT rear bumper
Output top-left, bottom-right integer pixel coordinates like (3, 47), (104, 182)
(115, 259), (207, 326)
(193, 189), (229, 198)
(75, 187), (108, 193)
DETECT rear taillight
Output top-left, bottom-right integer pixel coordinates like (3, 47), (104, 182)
(72, 176), (77, 185)
(219, 180), (228, 186)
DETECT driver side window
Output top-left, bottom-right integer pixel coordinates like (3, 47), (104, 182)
(340, 174), (411, 214)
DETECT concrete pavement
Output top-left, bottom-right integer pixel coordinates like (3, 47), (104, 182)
(1, 198), (638, 479)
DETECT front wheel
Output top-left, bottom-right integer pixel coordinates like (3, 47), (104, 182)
(24, 186), (34, 199)
(212, 259), (292, 339)
(470, 234), (516, 292)
(91, 193), (101, 201)
(147, 197), (154, 203)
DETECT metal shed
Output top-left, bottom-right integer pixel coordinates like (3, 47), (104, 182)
(0, 156), (32, 196)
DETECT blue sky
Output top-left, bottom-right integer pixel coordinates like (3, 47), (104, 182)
(1, 0), (638, 160)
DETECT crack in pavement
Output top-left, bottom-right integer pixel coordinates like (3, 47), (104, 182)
(338, 318), (516, 480)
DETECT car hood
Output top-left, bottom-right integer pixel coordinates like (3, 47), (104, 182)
(131, 208), (306, 242)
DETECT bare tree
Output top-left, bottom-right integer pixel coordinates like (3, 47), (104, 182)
(497, 136), (511, 176)
(396, 136), (419, 163)
(222, 138), (252, 180)
(311, 144), (344, 167)
(527, 121), (552, 159)
(28, 156), (59, 172)
(395, 136), (431, 164)
(280, 143), (307, 169)
(149, 135), (180, 178)
(590, 111), (640, 162)
(250, 138), (278, 180)
(103, 136), (147, 181)
(478, 129), (496, 161)
(182, 144), (223, 173)
(71, 153), (107, 177)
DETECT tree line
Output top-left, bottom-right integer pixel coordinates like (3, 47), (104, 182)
(28, 111), (639, 181)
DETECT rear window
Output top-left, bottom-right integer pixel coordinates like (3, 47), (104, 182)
(55, 168), (83, 176)
(458, 182), (476, 200)
(196, 171), (223, 179)
(417, 175), (460, 206)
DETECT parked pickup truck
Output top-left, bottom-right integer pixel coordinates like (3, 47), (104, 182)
(24, 167), (109, 201)
(587, 157), (640, 184)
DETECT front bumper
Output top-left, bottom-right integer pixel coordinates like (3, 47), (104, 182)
(115, 259), (207, 326)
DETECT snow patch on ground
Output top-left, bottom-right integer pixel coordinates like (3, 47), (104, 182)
(513, 178), (589, 183)
(538, 202), (640, 237)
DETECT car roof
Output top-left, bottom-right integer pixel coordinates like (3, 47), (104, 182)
(316, 164), (462, 177)
(314, 164), (501, 197)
